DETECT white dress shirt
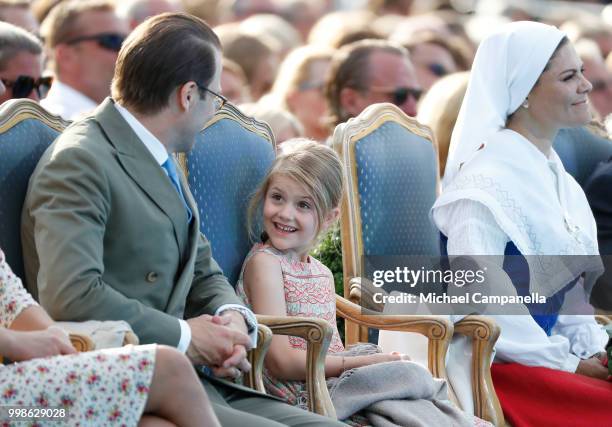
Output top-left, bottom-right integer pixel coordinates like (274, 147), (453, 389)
(114, 102), (257, 352)
(41, 80), (98, 121)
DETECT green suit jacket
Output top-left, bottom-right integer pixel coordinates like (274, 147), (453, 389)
(21, 98), (245, 346)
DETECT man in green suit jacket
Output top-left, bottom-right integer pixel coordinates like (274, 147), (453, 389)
(21, 12), (342, 427)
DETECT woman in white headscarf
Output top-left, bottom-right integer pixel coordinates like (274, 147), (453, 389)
(432, 21), (611, 426)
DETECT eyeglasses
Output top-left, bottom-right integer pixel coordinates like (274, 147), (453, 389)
(298, 81), (325, 92)
(427, 63), (449, 77)
(1, 75), (53, 99)
(65, 33), (126, 52)
(195, 83), (228, 111)
(367, 86), (423, 105)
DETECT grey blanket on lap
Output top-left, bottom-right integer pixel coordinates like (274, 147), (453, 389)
(328, 345), (471, 427)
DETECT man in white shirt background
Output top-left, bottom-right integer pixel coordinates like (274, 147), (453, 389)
(39, 0), (129, 120)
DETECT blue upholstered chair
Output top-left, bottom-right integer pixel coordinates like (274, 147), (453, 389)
(553, 124), (612, 186)
(332, 103), (454, 371)
(0, 99), (69, 281)
(178, 104), (338, 417)
(333, 103), (503, 425)
(0, 99), (97, 352)
(183, 104), (276, 286)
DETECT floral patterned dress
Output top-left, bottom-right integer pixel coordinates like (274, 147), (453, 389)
(0, 250), (156, 426)
(236, 243), (345, 409)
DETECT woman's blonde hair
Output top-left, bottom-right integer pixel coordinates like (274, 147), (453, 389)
(247, 138), (344, 245)
(417, 71), (469, 176)
(270, 44), (334, 109)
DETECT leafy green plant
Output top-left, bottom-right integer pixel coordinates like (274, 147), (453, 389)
(311, 225), (345, 341)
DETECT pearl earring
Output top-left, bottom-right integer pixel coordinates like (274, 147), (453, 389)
(522, 99), (529, 109)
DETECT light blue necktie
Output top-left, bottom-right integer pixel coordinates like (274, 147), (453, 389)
(161, 158), (193, 223)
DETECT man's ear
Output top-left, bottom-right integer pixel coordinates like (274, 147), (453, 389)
(339, 87), (361, 118)
(177, 81), (197, 111)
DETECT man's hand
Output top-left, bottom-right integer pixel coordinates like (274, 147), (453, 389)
(0, 326), (76, 362)
(209, 312), (251, 378)
(185, 314), (251, 369)
(217, 310), (249, 336)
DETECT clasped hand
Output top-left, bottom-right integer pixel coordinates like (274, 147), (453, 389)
(186, 313), (252, 379)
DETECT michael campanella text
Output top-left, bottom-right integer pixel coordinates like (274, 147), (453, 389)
(374, 292), (547, 306)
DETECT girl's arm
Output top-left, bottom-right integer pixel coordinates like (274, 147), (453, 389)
(243, 252), (404, 381)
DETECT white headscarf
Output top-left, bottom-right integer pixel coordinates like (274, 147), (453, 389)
(443, 21), (564, 185)
(433, 21), (602, 298)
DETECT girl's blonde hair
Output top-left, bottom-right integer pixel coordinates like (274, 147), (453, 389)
(247, 138), (344, 244)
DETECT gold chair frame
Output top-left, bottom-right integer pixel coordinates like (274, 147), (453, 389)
(0, 98), (69, 133)
(333, 103), (503, 425)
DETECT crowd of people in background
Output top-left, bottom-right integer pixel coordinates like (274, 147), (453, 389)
(1, 0), (612, 426)
(2, 0), (612, 150)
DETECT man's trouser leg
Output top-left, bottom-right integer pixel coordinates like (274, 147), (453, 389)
(202, 379), (344, 426)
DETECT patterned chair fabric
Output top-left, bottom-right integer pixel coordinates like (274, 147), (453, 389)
(334, 103), (441, 342)
(355, 121), (440, 257)
(553, 126), (612, 186)
(184, 104), (276, 286)
(334, 104), (504, 425)
(0, 100), (68, 280)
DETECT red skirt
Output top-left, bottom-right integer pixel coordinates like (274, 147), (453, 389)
(491, 363), (612, 427)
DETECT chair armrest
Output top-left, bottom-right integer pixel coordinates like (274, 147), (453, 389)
(245, 324), (273, 392)
(256, 314), (337, 419)
(69, 333), (95, 352)
(123, 331), (139, 345)
(454, 315), (504, 426)
(335, 294), (452, 378)
(348, 277), (385, 311)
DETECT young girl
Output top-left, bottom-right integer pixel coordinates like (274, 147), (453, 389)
(236, 139), (482, 426)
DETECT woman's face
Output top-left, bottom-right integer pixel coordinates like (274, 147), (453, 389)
(527, 43), (593, 131)
(287, 59), (331, 141)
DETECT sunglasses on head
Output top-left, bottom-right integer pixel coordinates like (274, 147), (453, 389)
(368, 86), (423, 105)
(2, 75), (53, 99)
(65, 33), (126, 52)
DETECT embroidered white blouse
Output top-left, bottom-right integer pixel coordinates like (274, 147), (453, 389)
(442, 199), (608, 372)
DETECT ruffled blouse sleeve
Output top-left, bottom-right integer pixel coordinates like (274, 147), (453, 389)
(0, 249), (38, 327)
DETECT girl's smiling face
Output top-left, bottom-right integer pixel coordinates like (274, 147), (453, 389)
(262, 174), (319, 261)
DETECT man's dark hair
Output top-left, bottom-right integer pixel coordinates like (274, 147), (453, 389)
(111, 12), (221, 114)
